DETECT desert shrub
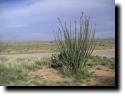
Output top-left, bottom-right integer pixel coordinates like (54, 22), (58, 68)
(35, 59), (50, 68)
(62, 68), (91, 79)
(50, 54), (59, 64)
(50, 53), (63, 69)
(55, 12), (96, 73)
(35, 60), (43, 65)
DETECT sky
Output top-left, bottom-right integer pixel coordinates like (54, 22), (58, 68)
(0, 0), (115, 41)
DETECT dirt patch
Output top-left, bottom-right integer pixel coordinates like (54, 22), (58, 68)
(28, 66), (73, 82)
(28, 65), (115, 86)
(86, 65), (115, 86)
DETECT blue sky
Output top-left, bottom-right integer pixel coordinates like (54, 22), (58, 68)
(0, 0), (115, 41)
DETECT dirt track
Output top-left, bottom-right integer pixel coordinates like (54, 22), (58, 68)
(93, 49), (115, 58)
(0, 49), (115, 60)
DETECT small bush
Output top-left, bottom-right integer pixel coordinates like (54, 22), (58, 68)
(62, 69), (90, 79)
(35, 59), (50, 68)
(35, 60), (43, 65)
(50, 54), (63, 69)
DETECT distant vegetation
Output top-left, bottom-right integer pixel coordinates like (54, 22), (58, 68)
(0, 41), (8, 53)
(0, 39), (115, 55)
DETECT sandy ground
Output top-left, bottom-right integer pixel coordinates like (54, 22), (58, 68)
(87, 65), (115, 86)
(28, 66), (73, 83)
(28, 65), (115, 86)
(0, 49), (115, 60)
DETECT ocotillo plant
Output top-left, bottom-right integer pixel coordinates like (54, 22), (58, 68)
(55, 12), (96, 73)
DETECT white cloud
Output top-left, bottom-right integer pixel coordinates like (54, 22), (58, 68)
(2, 0), (114, 20)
